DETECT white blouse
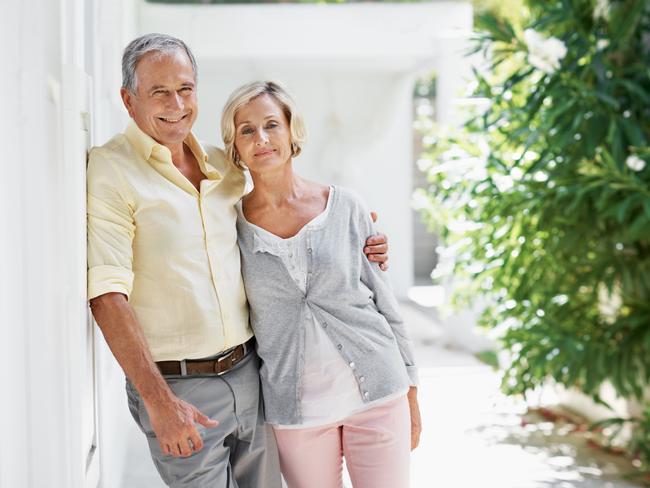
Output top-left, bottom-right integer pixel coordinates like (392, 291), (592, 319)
(246, 190), (406, 429)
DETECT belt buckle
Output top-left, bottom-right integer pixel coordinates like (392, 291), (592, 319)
(215, 350), (233, 375)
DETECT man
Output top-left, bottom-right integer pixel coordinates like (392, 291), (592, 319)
(87, 34), (389, 488)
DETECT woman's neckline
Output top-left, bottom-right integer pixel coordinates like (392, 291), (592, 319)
(242, 186), (334, 241)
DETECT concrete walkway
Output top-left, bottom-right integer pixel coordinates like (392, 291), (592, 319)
(122, 303), (643, 487)
(411, 348), (642, 487)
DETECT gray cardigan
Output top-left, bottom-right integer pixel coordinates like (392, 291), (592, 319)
(236, 186), (418, 425)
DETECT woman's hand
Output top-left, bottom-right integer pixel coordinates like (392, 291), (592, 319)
(407, 386), (422, 450)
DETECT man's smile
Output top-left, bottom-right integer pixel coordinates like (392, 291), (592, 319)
(158, 114), (189, 123)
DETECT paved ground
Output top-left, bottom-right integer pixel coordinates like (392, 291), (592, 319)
(122, 303), (644, 488)
(410, 348), (643, 487)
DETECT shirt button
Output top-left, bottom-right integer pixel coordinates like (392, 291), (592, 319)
(349, 361), (355, 369)
(322, 322), (327, 329)
(307, 248), (312, 254)
(337, 344), (343, 350)
(359, 376), (366, 382)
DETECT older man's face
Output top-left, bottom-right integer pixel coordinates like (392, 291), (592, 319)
(121, 50), (198, 148)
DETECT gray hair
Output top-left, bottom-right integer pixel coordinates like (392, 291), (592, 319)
(121, 33), (198, 94)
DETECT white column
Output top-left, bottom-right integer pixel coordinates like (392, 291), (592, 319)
(435, 35), (475, 127)
(0, 3), (32, 487)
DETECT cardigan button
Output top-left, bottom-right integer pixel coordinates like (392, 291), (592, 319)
(363, 391), (370, 399)
(337, 344), (343, 350)
(349, 361), (355, 369)
(359, 376), (366, 383)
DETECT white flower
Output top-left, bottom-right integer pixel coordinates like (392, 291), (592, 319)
(593, 0), (611, 22)
(626, 155), (646, 172)
(524, 29), (568, 74)
(596, 39), (610, 50)
(533, 171), (549, 182)
(492, 173), (514, 192)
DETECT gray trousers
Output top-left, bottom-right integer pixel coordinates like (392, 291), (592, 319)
(126, 350), (282, 488)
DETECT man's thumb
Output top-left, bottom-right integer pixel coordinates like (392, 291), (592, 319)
(195, 409), (219, 428)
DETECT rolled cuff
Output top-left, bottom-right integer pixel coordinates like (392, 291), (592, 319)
(88, 265), (134, 300)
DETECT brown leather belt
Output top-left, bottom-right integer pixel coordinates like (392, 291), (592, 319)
(156, 338), (255, 377)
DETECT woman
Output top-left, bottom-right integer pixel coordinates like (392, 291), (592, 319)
(221, 81), (422, 488)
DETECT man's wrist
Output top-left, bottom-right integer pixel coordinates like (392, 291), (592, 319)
(138, 375), (176, 410)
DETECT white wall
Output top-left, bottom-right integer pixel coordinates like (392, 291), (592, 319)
(138, 1), (474, 296)
(0, 1), (135, 487)
(1, 1), (54, 484)
(1, 1), (74, 485)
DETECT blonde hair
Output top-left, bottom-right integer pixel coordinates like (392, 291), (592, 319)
(221, 81), (306, 169)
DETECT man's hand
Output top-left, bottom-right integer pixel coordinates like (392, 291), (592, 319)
(147, 396), (219, 457)
(90, 292), (219, 457)
(407, 386), (422, 450)
(365, 212), (389, 271)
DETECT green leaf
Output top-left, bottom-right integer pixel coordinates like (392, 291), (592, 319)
(620, 118), (647, 147)
(610, 0), (645, 45)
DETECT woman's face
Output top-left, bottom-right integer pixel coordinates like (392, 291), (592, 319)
(234, 94), (293, 172)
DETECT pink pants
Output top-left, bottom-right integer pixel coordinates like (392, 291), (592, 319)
(272, 396), (410, 488)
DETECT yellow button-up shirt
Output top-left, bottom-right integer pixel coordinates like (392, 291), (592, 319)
(87, 122), (252, 361)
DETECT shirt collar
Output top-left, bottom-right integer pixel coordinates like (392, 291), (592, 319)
(124, 121), (164, 162)
(124, 121), (220, 179)
(252, 232), (275, 255)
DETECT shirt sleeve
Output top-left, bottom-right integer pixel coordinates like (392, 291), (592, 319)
(87, 148), (136, 300)
(355, 195), (419, 386)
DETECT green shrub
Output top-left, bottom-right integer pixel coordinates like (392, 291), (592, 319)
(416, 0), (650, 471)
